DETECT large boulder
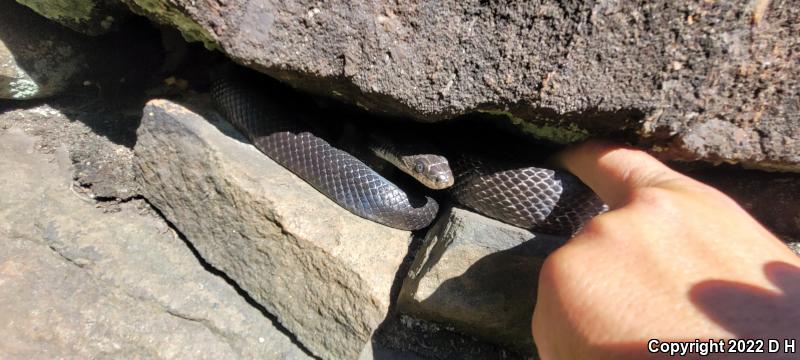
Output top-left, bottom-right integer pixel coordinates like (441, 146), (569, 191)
(122, 0), (798, 171)
(133, 100), (413, 360)
(0, 127), (311, 359)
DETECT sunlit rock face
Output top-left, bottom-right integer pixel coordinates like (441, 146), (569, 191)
(134, 100), (412, 360)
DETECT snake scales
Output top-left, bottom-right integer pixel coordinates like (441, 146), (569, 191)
(211, 71), (607, 235)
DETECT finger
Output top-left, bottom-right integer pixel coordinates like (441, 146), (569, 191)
(554, 141), (684, 208)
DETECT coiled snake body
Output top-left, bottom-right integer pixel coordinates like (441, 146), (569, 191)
(449, 155), (607, 235)
(211, 73), (606, 235)
(212, 74), (439, 230)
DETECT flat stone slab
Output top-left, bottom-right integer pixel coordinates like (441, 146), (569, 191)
(398, 207), (566, 353)
(134, 100), (412, 360)
(0, 127), (310, 359)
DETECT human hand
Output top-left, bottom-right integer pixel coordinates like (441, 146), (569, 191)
(532, 141), (800, 359)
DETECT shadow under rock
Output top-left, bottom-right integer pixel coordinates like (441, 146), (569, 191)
(686, 166), (800, 243)
(2, 1), (221, 150)
(1, 5), (155, 145)
(371, 224), (566, 359)
(49, 25), (220, 150)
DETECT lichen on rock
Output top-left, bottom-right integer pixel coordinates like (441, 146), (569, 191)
(478, 109), (590, 144)
(15, 0), (127, 35)
(125, 0), (219, 50)
(17, 0), (95, 22)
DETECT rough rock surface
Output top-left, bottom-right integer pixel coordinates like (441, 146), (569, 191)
(399, 207), (566, 353)
(0, 103), (140, 200)
(0, 1), (88, 100)
(122, 0), (798, 171)
(0, 127), (311, 359)
(134, 99), (413, 360)
(15, 0), (128, 35)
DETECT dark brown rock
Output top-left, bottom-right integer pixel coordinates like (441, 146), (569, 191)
(123, 0), (798, 171)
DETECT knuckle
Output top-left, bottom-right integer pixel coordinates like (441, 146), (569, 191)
(576, 214), (617, 239)
(627, 186), (680, 212)
(540, 248), (572, 283)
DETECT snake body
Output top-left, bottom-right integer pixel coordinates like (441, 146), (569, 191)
(211, 74), (439, 231)
(450, 155), (607, 235)
(212, 71), (605, 235)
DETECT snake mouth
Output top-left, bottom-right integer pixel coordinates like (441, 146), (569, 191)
(425, 174), (455, 190)
(409, 170), (454, 190)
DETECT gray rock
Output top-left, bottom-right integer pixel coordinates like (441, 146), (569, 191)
(0, 127), (311, 359)
(122, 0), (798, 171)
(399, 207), (565, 353)
(134, 100), (413, 360)
(15, 0), (127, 35)
(0, 103), (141, 201)
(0, 2), (88, 99)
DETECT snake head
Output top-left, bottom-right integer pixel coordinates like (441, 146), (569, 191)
(408, 156), (454, 190)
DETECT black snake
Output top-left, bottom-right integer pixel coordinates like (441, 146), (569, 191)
(211, 71), (607, 235)
(211, 73), (439, 230)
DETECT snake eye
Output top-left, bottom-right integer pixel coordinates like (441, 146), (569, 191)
(414, 162), (425, 173)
